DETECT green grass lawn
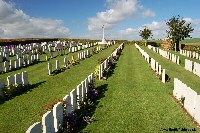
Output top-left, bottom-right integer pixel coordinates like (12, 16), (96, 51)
(148, 38), (200, 46)
(83, 44), (199, 132)
(0, 44), (120, 133)
(169, 50), (200, 66)
(1, 45), (98, 80)
(142, 46), (200, 94)
(181, 38), (200, 44)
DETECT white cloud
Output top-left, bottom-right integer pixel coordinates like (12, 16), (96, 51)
(0, 0), (70, 38)
(119, 28), (140, 40)
(183, 17), (200, 25)
(88, 0), (145, 32)
(183, 18), (200, 38)
(118, 18), (200, 40)
(88, 0), (138, 31)
(115, 21), (167, 40)
(142, 9), (156, 17)
(142, 21), (167, 39)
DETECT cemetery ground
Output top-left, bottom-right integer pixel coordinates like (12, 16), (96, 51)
(0, 43), (120, 133)
(152, 38), (200, 44)
(1, 43), (200, 132)
(169, 50), (200, 66)
(83, 44), (199, 132)
(142, 46), (200, 94)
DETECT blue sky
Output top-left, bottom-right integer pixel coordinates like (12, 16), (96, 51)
(0, 0), (200, 40)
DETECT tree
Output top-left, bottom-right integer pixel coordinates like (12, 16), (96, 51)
(166, 15), (194, 51)
(139, 26), (153, 46)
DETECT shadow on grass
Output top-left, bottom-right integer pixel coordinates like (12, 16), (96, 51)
(61, 84), (108, 133)
(78, 83), (108, 132)
(104, 54), (123, 80)
(0, 80), (46, 104)
(107, 62), (117, 78)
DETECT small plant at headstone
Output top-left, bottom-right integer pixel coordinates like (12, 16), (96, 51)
(180, 96), (185, 106)
(102, 69), (108, 80)
(4, 84), (19, 98)
(37, 47), (43, 54)
(2, 84), (30, 100)
(83, 116), (94, 124)
(43, 99), (65, 111)
(88, 83), (99, 102)
(108, 59), (114, 67)
(98, 57), (106, 64)
(2, 57), (7, 62)
(63, 112), (78, 133)
(94, 65), (99, 79)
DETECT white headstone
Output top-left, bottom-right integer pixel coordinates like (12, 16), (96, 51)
(159, 65), (162, 75)
(151, 58), (156, 71)
(42, 111), (55, 133)
(0, 79), (5, 96)
(99, 65), (102, 80)
(14, 73), (22, 85)
(82, 81), (86, 101)
(19, 58), (23, 68)
(156, 62), (159, 74)
(26, 122), (42, 133)
(15, 59), (19, 69)
(184, 87), (197, 116)
(63, 95), (72, 114)
(56, 60), (60, 70)
(37, 54), (40, 61)
(77, 84), (82, 107)
(64, 58), (68, 67)
(177, 56), (180, 65)
(162, 69), (166, 83)
(7, 75), (15, 86)
(10, 60), (15, 70)
(71, 55), (74, 61)
(22, 71), (29, 85)
(70, 89), (77, 111)
(194, 95), (200, 125)
(48, 63), (52, 76)
(53, 102), (63, 132)
(85, 78), (89, 97)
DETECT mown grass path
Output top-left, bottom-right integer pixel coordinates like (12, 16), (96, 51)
(83, 45), (199, 132)
(0, 44), (120, 133)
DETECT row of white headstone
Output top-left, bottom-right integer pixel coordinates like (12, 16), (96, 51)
(1, 40), (98, 57)
(45, 42), (98, 61)
(48, 55), (77, 75)
(47, 44), (110, 75)
(98, 43), (124, 80)
(173, 78), (200, 125)
(0, 71), (29, 96)
(68, 43), (96, 53)
(26, 73), (94, 133)
(180, 49), (200, 60)
(0, 54), (40, 73)
(91, 46), (102, 54)
(48, 60), (61, 75)
(78, 50), (90, 60)
(136, 44), (166, 83)
(148, 45), (180, 65)
(0, 41), (96, 63)
(185, 59), (200, 77)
